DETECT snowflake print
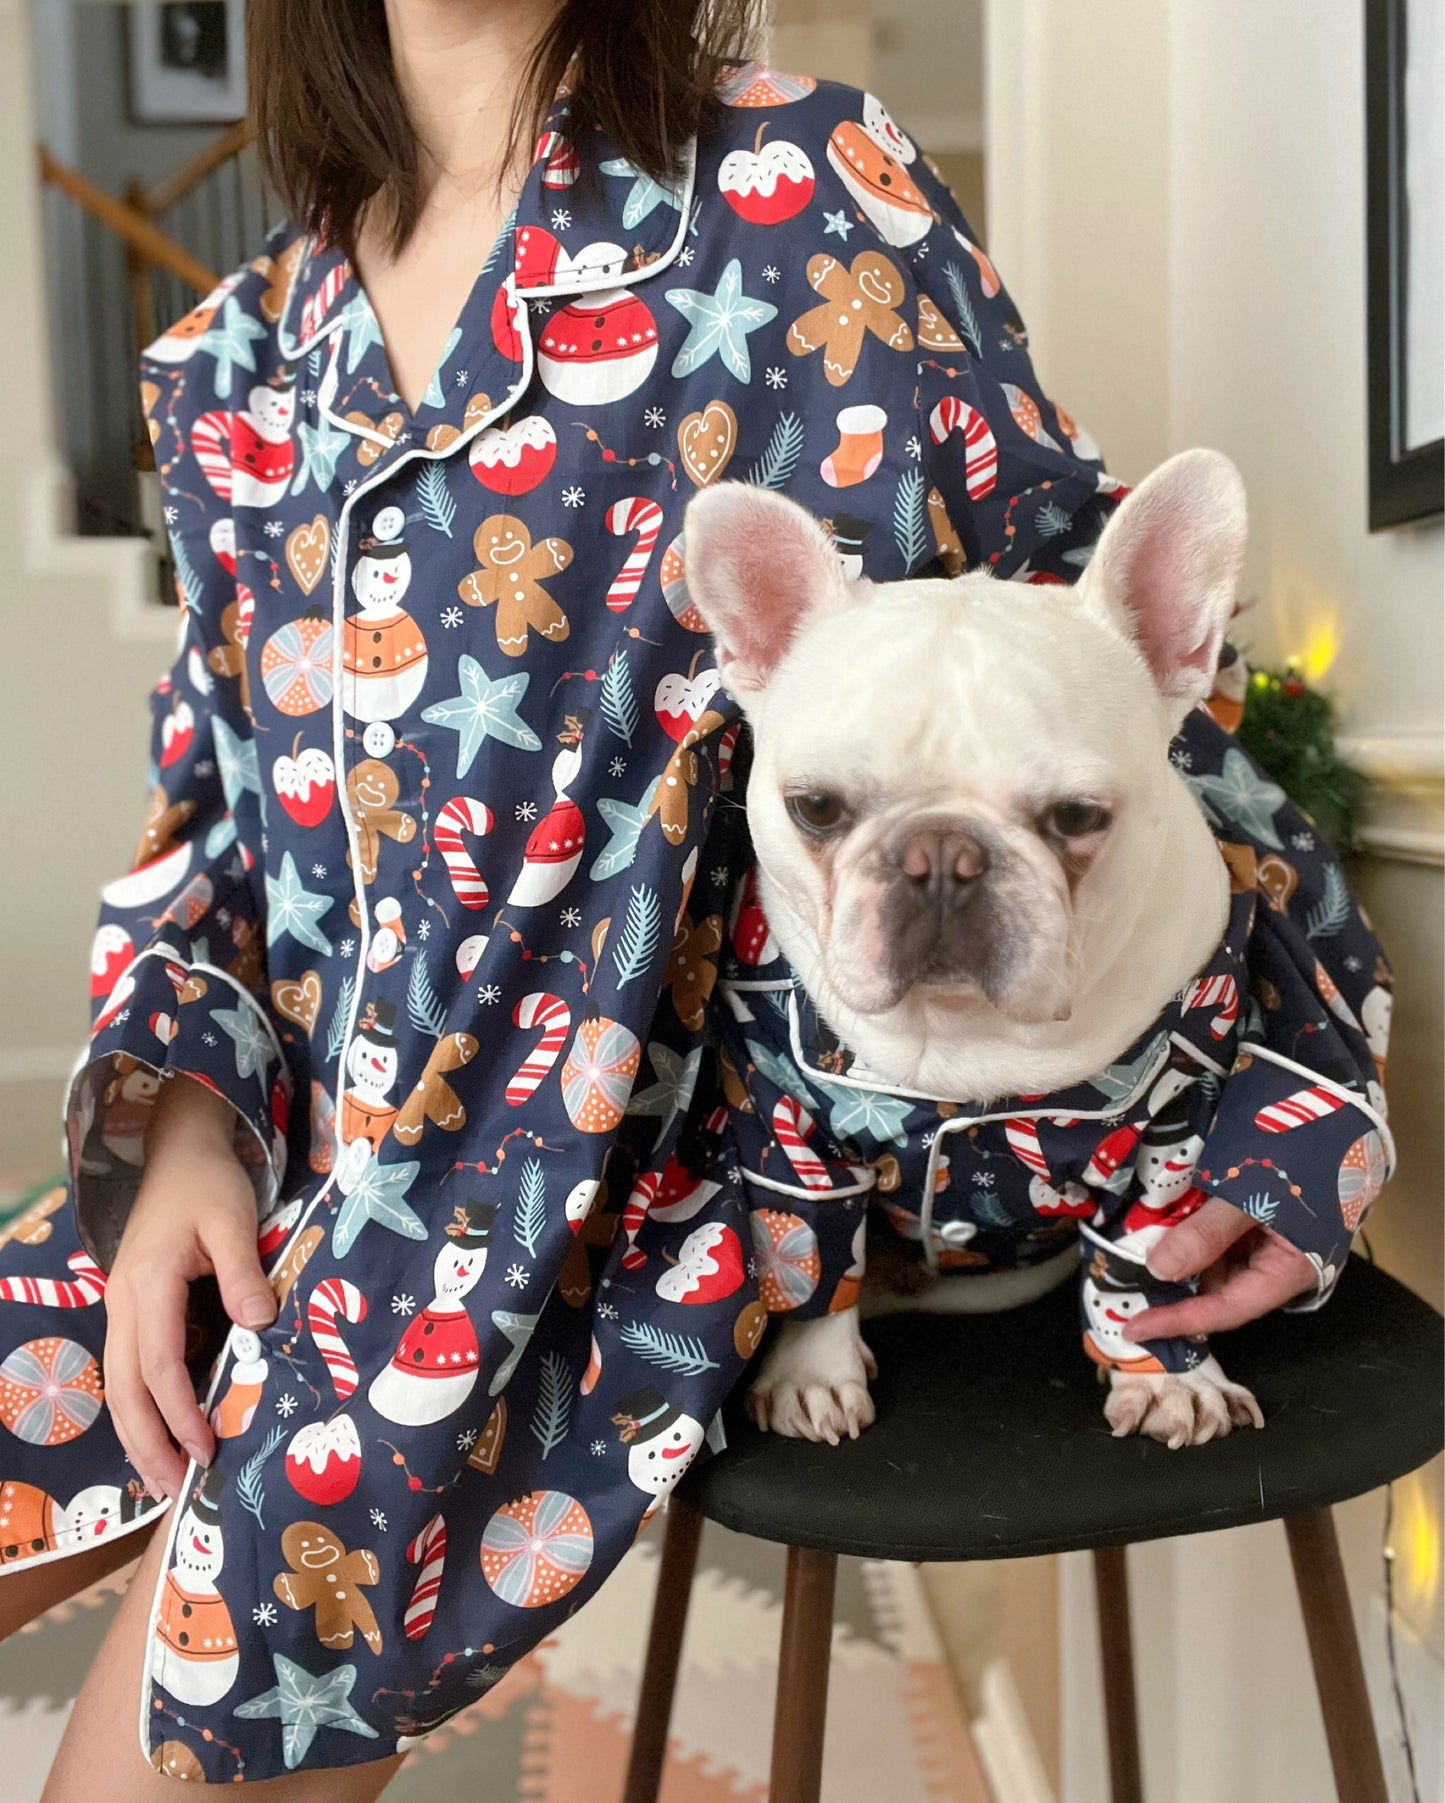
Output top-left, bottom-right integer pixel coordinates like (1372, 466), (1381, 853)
(343, 478), (358, 495)
(644, 406), (666, 429)
(264, 520), (285, 539)
(214, 903), (231, 925)
(478, 984), (502, 1005)
(370, 1509), (388, 1531)
(765, 366), (787, 389)
(441, 606), (464, 629)
(416, 918), (430, 940)
(676, 245), (695, 266)
(1344, 955), (1363, 972)
(551, 208), (572, 229)
(253, 1603), (278, 1627)
(562, 486), (585, 508)
(114, 1008), (131, 1025)
(763, 264), (780, 282)
(906, 435), (922, 460)
(596, 1301), (619, 1321)
(746, 1256), (759, 1280)
(275, 1393), (298, 1417)
(530, 297), (553, 316)
(1170, 748), (1193, 772)
(560, 906), (582, 927)
(454, 369), (469, 387)
(590, 1440), (607, 1456)
(609, 755), (628, 777)
(1292, 831), (1316, 851)
(311, 863), (327, 879)
(505, 1263), (529, 1289)
(339, 938), (356, 958)
(975, 1170), (996, 1187)
(457, 1427), (479, 1451)
(163, 504), (178, 525)
(710, 865), (729, 885)
(921, 1130), (936, 1149)
(300, 389), (318, 406)
(391, 1293), (416, 1316)
(201, 1030), (216, 1045)
(516, 801), (538, 822)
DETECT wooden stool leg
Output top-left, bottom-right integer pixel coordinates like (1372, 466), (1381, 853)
(769, 1545), (838, 1803)
(1092, 1545), (1144, 1803)
(1284, 1507), (1390, 1803)
(623, 1494), (705, 1803)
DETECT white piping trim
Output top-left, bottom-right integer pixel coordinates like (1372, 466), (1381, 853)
(1238, 1042), (1397, 1175)
(740, 1163), (878, 1202)
(0, 1495), (171, 1583)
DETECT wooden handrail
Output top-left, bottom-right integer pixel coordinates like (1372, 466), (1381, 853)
(38, 146), (220, 295)
(141, 121), (253, 216)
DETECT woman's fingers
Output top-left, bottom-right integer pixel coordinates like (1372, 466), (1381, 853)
(103, 1305), (188, 1502)
(1122, 1258), (1307, 1342)
(136, 1268), (216, 1473)
(204, 1207), (278, 1332)
(1145, 1198), (1254, 1282)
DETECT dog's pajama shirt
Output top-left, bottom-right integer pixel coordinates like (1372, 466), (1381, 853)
(0, 64), (1392, 1783)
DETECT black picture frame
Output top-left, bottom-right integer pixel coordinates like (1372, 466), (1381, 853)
(1365, 0), (1444, 530)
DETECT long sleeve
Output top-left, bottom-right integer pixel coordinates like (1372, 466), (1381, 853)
(66, 328), (290, 1269)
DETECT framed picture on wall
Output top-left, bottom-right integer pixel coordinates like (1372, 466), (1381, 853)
(1366, 0), (1444, 529)
(128, 1), (247, 125)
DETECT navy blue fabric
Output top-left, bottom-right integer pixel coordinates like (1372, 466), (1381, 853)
(0, 65), (1394, 1783)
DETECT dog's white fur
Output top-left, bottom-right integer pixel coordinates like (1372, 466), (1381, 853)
(684, 450), (1265, 1448)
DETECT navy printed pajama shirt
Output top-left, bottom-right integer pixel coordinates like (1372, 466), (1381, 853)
(0, 64), (1393, 1782)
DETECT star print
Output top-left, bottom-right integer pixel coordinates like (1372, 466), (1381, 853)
(265, 852), (334, 954)
(333, 1145), (425, 1258)
(196, 297), (267, 399)
(421, 654), (542, 779)
(213, 717), (260, 811)
(337, 294), (386, 374)
(599, 156), (688, 227)
(212, 1002), (273, 1080)
(626, 1042), (702, 1138)
(666, 259), (778, 384)
(419, 328), (463, 409)
(592, 779), (659, 880)
(824, 209), (855, 240)
(1186, 749), (1287, 849)
(234, 1653), (379, 1770)
(291, 413), (351, 495)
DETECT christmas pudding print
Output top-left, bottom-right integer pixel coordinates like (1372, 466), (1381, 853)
(0, 1337), (104, 1447)
(560, 1010), (642, 1133)
(480, 1489), (594, 1608)
(1338, 1129), (1389, 1231)
(749, 1211), (821, 1313)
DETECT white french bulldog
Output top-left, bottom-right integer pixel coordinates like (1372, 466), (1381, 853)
(683, 450), (1266, 1450)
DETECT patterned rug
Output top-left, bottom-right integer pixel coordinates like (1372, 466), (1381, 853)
(2, 1505), (988, 1799)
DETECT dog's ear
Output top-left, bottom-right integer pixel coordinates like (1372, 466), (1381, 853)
(682, 484), (851, 701)
(1079, 449), (1247, 721)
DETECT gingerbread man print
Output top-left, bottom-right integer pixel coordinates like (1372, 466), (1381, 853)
(457, 514), (573, 656)
(787, 249), (915, 385)
(273, 1522), (384, 1655)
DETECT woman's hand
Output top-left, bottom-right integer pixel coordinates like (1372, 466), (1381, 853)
(104, 1075), (276, 1502)
(1121, 1197), (1317, 1344)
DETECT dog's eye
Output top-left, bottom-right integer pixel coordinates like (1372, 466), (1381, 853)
(786, 791), (849, 836)
(1044, 802), (1111, 839)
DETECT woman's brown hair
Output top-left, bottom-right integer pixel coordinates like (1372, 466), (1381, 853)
(248, 0), (764, 257)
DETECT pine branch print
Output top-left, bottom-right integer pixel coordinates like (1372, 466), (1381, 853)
(1243, 1191), (1282, 1226)
(893, 467), (929, 572)
(406, 952), (447, 1038)
(325, 973), (355, 1063)
(236, 1423), (286, 1528)
(307, 348), (323, 380)
(1305, 865), (1350, 939)
(600, 647), (639, 746)
(620, 1321), (720, 1377)
(170, 533), (203, 614)
(747, 411), (805, 489)
(417, 462), (456, 537)
(1036, 501), (1074, 538)
(944, 262), (982, 355)
(612, 883), (662, 989)
(514, 1157), (546, 1256)
(530, 1350), (571, 1457)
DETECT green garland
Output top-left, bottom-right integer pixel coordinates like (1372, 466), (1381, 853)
(1238, 663), (1366, 857)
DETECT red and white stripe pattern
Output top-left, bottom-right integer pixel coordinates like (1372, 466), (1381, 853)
(191, 410), (235, 501)
(1184, 973), (1239, 1040)
(621, 1170), (659, 1271)
(535, 130), (579, 188)
(772, 1096), (832, 1191)
(603, 497), (665, 613)
(299, 259), (352, 343)
(0, 1249), (106, 1310)
(307, 1278), (369, 1402)
(1005, 1117), (1050, 1179)
(403, 1513), (448, 1640)
(928, 397), (998, 500)
(505, 992), (572, 1107)
(1255, 1086), (1346, 1135)
(434, 797), (495, 911)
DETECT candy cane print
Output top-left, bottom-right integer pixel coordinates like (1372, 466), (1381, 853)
(190, 410), (234, 501)
(307, 1278), (369, 1402)
(505, 992), (572, 1106)
(1254, 1086), (1345, 1134)
(1184, 973), (1239, 1040)
(620, 1170), (658, 1271)
(928, 396), (997, 501)
(435, 797), (495, 911)
(0, 1249), (106, 1309)
(603, 497), (664, 613)
(403, 1513), (448, 1640)
(1005, 1117), (1050, 1179)
(772, 1096), (832, 1192)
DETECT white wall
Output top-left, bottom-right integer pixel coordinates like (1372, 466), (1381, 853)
(986, 3), (1443, 1799)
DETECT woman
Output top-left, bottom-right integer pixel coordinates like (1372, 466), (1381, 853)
(0, 0), (1391, 1793)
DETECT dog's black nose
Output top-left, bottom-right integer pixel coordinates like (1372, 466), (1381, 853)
(895, 824), (990, 892)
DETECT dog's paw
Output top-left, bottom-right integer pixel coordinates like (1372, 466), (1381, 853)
(746, 1312), (876, 1445)
(1104, 1355), (1264, 1449)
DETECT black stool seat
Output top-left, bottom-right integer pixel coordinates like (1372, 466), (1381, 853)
(680, 1258), (1444, 1561)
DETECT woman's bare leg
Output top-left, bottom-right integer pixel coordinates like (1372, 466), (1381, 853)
(0, 1519), (163, 1643)
(42, 1522), (405, 1802)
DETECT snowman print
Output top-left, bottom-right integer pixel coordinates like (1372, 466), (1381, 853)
(368, 1202), (499, 1427)
(342, 506), (430, 724)
(507, 716), (587, 908)
(1134, 1101), (1205, 1212)
(610, 1387), (705, 1516)
(340, 999), (401, 1150)
(229, 369), (298, 509)
(151, 1468), (239, 1708)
